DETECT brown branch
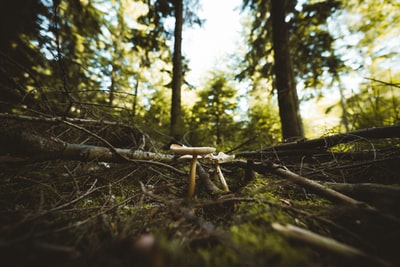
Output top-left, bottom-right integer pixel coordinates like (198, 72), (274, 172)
(272, 223), (392, 267)
(232, 159), (400, 224)
(269, 163), (364, 206)
(0, 131), (187, 176)
(0, 112), (138, 128)
(236, 125), (400, 158)
(196, 162), (221, 194)
(322, 182), (400, 201)
(229, 160), (370, 207)
(0, 132), (175, 163)
(364, 77), (400, 88)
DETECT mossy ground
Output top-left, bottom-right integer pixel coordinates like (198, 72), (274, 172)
(1, 149), (399, 267)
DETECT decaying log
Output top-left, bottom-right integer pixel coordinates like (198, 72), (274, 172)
(0, 131), (174, 163)
(0, 131), (222, 194)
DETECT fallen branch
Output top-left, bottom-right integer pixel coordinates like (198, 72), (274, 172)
(0, 112), (137, 128)
(0, 131), (175, 163)
(236, 160), (400, 223)
(0, 131), (391, 209)
(272, 223), (392, 267)
(245, 160), (365, 206)
(236, 125), (400, 158)
(0, 131), (221, 193)
(323, 182), (400, 199)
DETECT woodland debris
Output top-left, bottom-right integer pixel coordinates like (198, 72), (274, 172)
(272, 223), (392, 267)
(240, 160), (366, 206)
(1, 118), (400, 266)
(323, 182), (400, 200)
(236, 125), (400, 158)
(170, 144), (216, 198)
(0, 131), (175, 164)
(0, 130), (387, 208)
(0, 112), (138, 128)
(203, 152), (235, 191)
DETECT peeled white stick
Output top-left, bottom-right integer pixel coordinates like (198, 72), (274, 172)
(215, 164), (229, 191)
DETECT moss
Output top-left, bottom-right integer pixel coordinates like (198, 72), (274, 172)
(2, 149), (397, 267)
(159, 174), (332, 267)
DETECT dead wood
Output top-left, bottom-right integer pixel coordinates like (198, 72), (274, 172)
(196, 162), (221, 194)
(0, 131), (175, 163)
(229, 159), (400, 226)
(0, 130), (221, 194)
(269, 163), (364, 206)
(246, 160), (366, 206)
(0, 129), (393, 212)
(0, 112), (136, 128)
(323, 183), (400, 199)
(1, 116), (400, 266)
(272, 223), (392, 267)
(236, 125), (400, 159)
(322, 182), (400, 212)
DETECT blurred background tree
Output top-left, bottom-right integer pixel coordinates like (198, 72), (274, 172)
(240, 0), (342, 140)
(0, 0), (47, 111)
(1, 0), (399, 150)
(189, 70), (242, 149)
(325, 0), (400, 131)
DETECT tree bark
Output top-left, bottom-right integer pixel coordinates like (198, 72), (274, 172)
(170, 0), (184, 140)
(0, 130), (222, 194)
(270, 0), (304, 140)
(0, 132), (175, 163)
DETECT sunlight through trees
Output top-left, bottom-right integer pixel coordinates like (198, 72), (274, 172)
(1, 0), (399, 147)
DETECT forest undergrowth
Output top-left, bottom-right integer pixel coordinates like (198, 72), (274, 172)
(1, 115), (399, 267)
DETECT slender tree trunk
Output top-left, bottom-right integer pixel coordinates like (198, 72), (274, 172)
(109, 66), (115, 107)
(270, 0), (304, 140)
(170, 0), (184, 140)
(214, 84), (221, 145)
(216, 110), (221, 145)
(132, 79), (139, 119)
(336, 74), (350, 132)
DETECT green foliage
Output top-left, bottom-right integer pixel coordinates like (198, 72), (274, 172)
(343, 0), (400, 70)
(291, 1), (344, 88)
(142, 88), (171, 131)
(134, 0), (202, 64)
(2, 0), (399, 148)
(343, 80), (400, 130)
(188, 72), (242, 149)
(240, 0), (343, 89)
(242, 96), (282, 147)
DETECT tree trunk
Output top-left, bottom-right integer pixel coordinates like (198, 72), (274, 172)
(109, 66), (115, 107)
(270, 0), (304, 140)
(336, 74), (350, 132)
(170, 0), (184, 140)
(132, 79), (139, 118)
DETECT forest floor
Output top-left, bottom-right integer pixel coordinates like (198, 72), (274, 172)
(1, 116), (400, 267)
